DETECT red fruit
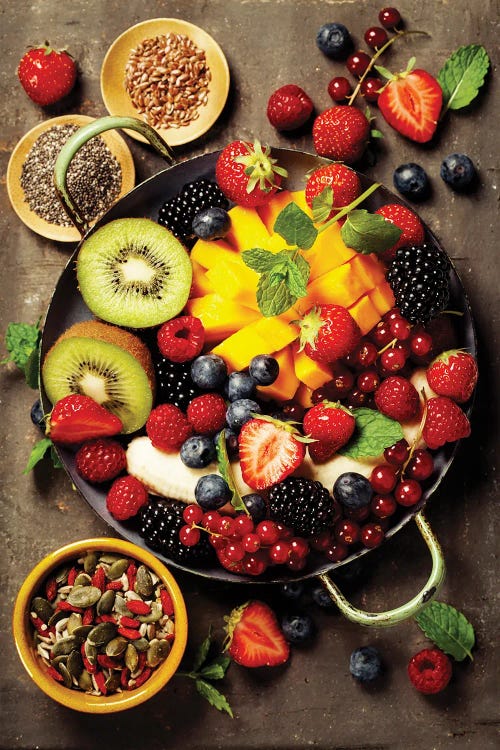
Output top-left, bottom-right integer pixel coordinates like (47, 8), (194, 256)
(238, 417), (305, 491)
(378, 68), (443, 143)
(224, 600), (290, 667)
(375, 203), (425, 263)
(312, 105), (370, 165)
(75, 439), (126, 483)
(48, 394), (122, 445)
(305, 163), (361, 220)
(146, 403), (193, 451)
(308, 440), (337, 463)
(407, 648), (452, 694)
(17, 43), (77, 106)
(426, 350), (478, 403)
(106, 476), (148, 521)
(303, 402), (355, 450)
(157, 315), (205, 363)
(299, 304), (361, 363)
(215, 140), (287, 207)
(186, 393), (227, 435)
(422, 396), (471, 450)
(374, 375), (420, 422)
(327, 76), (352, 102)
(266, 84), (314, 131)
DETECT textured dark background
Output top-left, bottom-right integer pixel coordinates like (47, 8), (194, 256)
(0, 1), (498, 748)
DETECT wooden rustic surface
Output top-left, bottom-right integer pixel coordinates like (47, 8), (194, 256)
(0, 1), (498, 748)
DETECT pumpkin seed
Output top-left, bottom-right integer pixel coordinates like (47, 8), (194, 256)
(78, 669), (93, 691)
(67, 649), (84, 678)
(67, 585), (102, 608)
(83, 552), (98, 574)
(98, 553), (123, 564)
(135, 565), (154, 597)
(124, 643), (139, 672)
(48, 609), (67, 627)
(51, 654), (69, 667)
(106, 637), (128, 657)
(105, 673), (121, 692)
(54, 565), (71, 584)
(107, 558), (129, 580)
(31, 596), (54, 623)
(66, 613), (83, 635)
(132, 637), (150, 652)
(52, 635), (82, 657)
(87, 621), (117, 647)
(146, 638), (171, 667)
(113, 595), (130, 616)
(58, 662), (73, 689)
(71, 624), (94, 639)
(137, 601), (162, 623)
(97, 589), (116, 615)
(84, 640), (97, 665)
(73, 573), (92, 587)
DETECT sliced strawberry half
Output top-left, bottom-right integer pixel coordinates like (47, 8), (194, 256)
(48, 394), (123, 444)
(224, 600), (290, 668)
(238, 416), (306, 491)
(378, 69), (442, 143)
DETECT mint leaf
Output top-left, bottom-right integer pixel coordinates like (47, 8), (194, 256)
(371, 129), (384, 139)
(242, 247), (279, 273)
(257, 272), (296, 317)
(25, 345), (41, 390)
(415, 601), (475, 661)
(192, 627), (212, 672)
(199, 655), (231, 681)
(24, 437), (53, 474)
(274, 202), (317, 250)
(341, 209), (402, 255)
(196, 679), (233, 717)
(3, 321), (42, 384)
(50, 445), (64, 470)
(216, 431), (247, 514)
(339, 408), (403, 458)
(312, 186), (334, 224)
(438, 44), (490, 113)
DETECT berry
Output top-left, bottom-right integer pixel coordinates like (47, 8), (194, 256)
(190, 354), (228, 390)
(374, 203), (425, 263)
(308, 440), (337, 463)
(364, 26), (388, 49)
(370, 464), (397, 494)
(179, 525), (201, 547)
(75, 439), (126, 483)
(334, 518), (361, 545)
(186, 393), (227, 435)
(182, 504), (204, 525)
(255, 520), (281, 546)
(242, 533), (261, 553)
(310, 582), (337, 610)
(154, 357), (202, 411)
(349, 646), (383, 682)
(379, 7), (402, 28)
(106, 476), (148, 521)
(30, 399), (44, 428)
(269, 477), (334, 537)
(378, 68), (442, 143)
(266, 84), (314, 131)
(157, 315), (205, 363)
(393, 163), (430, 201)
(48, 394), (122, 445)
(316, 23), (353, 59)
(281, 613), (316, 645)
(225, 371), (256, 401)
(180, 435), (217, 468)
(303, 402), (355, 449)
(18, 43), (77, 106)
(361, 522), (385, 548)
(192, 207), (231, 240)
(158, 178), (228, 240)
(146, 403), (193, 451)
(426, 350), (478, 403)
(355, 340), (378, 368)
(325, 541), (349, 561)
(333, 472), (373, 509)
(249, 354), (280, 386)
(357, 369), (380, 393)
(380, 347), (407, 373)
(370, 320), (394, 347)
(239, 417), (305, 491)
(299, 304), (361, 363)
(440, 153), (476, 191)
(194, 474), (232, 510)
(374, 375), (420, 421)
(280, 581), (305, 601)
(215, 140), (286, 208)
(225, 542), (246, 562)
(203, 510), (222, 532)
(346, 51), (372, 77)
(305, 164), (361, 220)
(140, 497), (215, 565)
(406, 449), (434, 480)
(312, 105), (370, 164)
(395, 478), (422, 506)
(327, 76), (352, 102)
(360, 77), (381, 102)
(422, 396), (471, 450)
(224, 601), (290, 667)
(234, 514), (255, 536)
(387, 244), (450, 324)
(226, 398), (262, 431)
(384, 438), (410, 465)
(371, 494), (397, 518)
(408, 648), (452, 694)
(312, 363), (354, 402)
(390, 316), (411, 340)
(410, 329), (433, 358)
(242, 493), (267, 522)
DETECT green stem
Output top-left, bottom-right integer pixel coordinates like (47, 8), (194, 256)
(317, 181), (381, 233)
(175, 671), (197, 680)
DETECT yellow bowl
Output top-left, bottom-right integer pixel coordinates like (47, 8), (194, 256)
(12, 538), (188, 713)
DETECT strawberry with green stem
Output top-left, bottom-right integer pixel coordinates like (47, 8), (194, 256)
(215, 140), (288, 208)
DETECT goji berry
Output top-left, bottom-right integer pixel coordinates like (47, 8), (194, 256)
(97, 654), (121, 670)
(126, 563), (137, 591)
(120, 616), (140, 629)
(94, 671), (108, 695)
(125, 600), (151, 616)
(120, 667), (130, 689)
(56, 600), (84, 613)
(117, 626), (142, 640)
(95, 614), (116, 624)
(82, 607), (94, 625)
(67, 567), (79, 586)
(160, 588), (174, 616)
(106, 580), (123, 591)
(137, 651), (147, 671)
(91, 566), (106, 592)
(45, 577), (57, 602)
(133, 667), (152, 688)
(81, 644), (97, 674)
(46, 665), (64, 683)
(30, 613), (50, 635)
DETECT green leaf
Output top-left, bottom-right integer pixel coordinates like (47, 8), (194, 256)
(199, 655), (231, 681)
(374, 64), (393, 80)
(24, 437), (53, 474)
(216, 431), (247, 514)
(339, 408), (403, 459)
(24, 344), (41, 390)
(415, 601), (475, 661)
(274, 202), (317, 250)
(50, 445), (63, 470)
(192, 628), (212, 672)
(311, 186), (334, 224)
(242, 247), (279, 273)
(370, 129), (384, 139)
(341, 209), (402, 255)
(196, 679), (233, 717)
(256, 272), (296, 317)
(3, 321), (41, 383)
(438, 45), (490, 112)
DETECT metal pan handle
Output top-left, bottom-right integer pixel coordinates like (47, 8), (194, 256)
(53, 115), (175, 236)
(318, 511), (445, 626)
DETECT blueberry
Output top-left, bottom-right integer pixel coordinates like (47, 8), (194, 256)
(393, 162), (430, 201)
(215, 427), (239, 457)
(316, 22), (353, 59)
(242, 492), (267, 522)
(225, 398), (261, 430)
(192, 207), (231, 240)
(190, 354), (228, 390)
(180, 435), (216, 468)
(281, 613), (317, 645)
(225, 371), (255, 401)
(349, 646), (383, 682)
(310, 582), (337, 610)
(194, 474), (232, 510)
(30, 398), (44, 429)
(249, 354), (279, 386)
(440, 153), (476, 191)
(333, 472), (373, 509)
(280, 581), (306, 601)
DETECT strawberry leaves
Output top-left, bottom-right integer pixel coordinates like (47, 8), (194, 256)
(438, 45), (490, 115)
(415, 601), (475, 661)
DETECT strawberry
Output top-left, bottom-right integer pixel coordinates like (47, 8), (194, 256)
(303, 402), (355, 449)
(157, 315), (205, 363)
(426, 350), (478, 403)
(266, 84), (314, 131)
(378, 68), (442, 143)
(48, 394), (122, 444)
(215, 140), (287, 207)
(312, 105), (370, 164)
(238, 416), (305, 491)
(224, 600), (290, 667)
(374, 203), (425, 263)
(374, 375), (420, 422)
(422, 396), (471, 450)
(146, 403), (193, 451)
(298, 304), (361, 363)
(305, 164), (361, 220)
(75, 439), (127, 483)
(308, 440), (337, 463)
(186, 393), (227, 434)
(106, 475), (149, 521)
(17, 43), (77, 106)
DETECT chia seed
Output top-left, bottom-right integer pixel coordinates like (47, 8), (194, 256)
(20, 124), (123, 226)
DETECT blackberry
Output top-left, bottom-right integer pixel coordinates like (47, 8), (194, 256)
(387, 243), (450, 324)
(154, 357), (202, 411)
(139, 498), (215, 565)
(268, 477), (334, 537)
(158, 178), (229, 240)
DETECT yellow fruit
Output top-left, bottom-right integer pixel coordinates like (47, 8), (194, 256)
(349, 253), (386, 289)
(292, 344), (333, 390)
(205, 257), (260, 310)
(348, 294), (382, 335)
(226, 205), (271, 251)
(369, 281), (395, 316)
(293, 382), (314, 408)
(185, 294), (260, 344)
(307, 222), (357, 281)
(294, 261), (368, 313)
(190, 238), (237, 269)
(257, 190), (309, 232)
(190, 260), (214, 297)
(257, 345), (299, 402)
(212, 315), (299, 372)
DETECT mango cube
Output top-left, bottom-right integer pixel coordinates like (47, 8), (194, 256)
(307, 222), (357, 281)
(226, 205), (272, 252)
(293, 382), (314, 408)
(205, 257), (260, 310)
(348, 294), (382, 335)
(190, 238), (237, 269)
(257, 345), (299, 402)
(369, 281), (395, 316)
(349, 253), (386, 289)
(294, 260), (367, 313)
(293, 345), (333, 390)
(212, 315), (299, 372)
(185, 294), (260, 344)
(190, 260), (214, 297)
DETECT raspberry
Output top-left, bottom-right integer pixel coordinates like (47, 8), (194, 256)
(146, 403), (193, 451)
(75, 439), (127, 483)
(374, 375), (420, 421)
(266, 84), (314, 131)
(407, 648), (452, 694)
(422, 396), (471, 450)
(106, 476), (149, 520)
(157, 316), (205, 363)
(186, 393), (227, 435)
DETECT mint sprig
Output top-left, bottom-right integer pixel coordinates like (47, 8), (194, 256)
(339, 407), (404, 458)
(24, 437), (63, 474)
(438, 44), (490, 115)
(176, 628), (233, 717)
(415, 601), (475, 661)
(2, 320), (41, 389)
(273, 201), (317, 249)
(216, 431), (248, 514)
(341, 209), (402, 255)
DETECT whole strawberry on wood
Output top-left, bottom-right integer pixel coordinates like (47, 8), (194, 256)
(215, 140), (287, 208)
(266, 84), (314, 131)
(312, 105), (370, 164)
(18, 42), (77, 106)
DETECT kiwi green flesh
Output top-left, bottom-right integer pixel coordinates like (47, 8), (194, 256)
(42, 336), (153, 434)
(76, 218), (192, 329)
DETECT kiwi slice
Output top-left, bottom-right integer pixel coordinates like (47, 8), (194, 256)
(42, 336), (153, 434)
(76, 218), (192, 328)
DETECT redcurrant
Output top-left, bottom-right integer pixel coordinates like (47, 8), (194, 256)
(409, 329), (433, 357)
(344, 504), (370, 522)
(324, 542), (349, 562)
(225, 542), (246, 562)
(379, 7), (402, 28)
(384, 438), (410, 466)
(371, 494), (397, 518)
(357, 369), (380, 393)
(334, 519), (361, 545)
(310, 529), (334, 552)
(361, 522), (385, 548)
(346, 51), (372, 77)
(179, 525), (201, 547)
(202, 511), (222, 533)
(406, 449), (434, 481)
(242, 532), (261, 553)
(182, 504), (204, 525)
(356, 340), (378, 368)
(364, 26), (388, 49)
(370, 464), (398, 494)
(390, 317), (412, 340)
(380, 347), (407, 372)
(234, 514), (255, 536)
(328, 76), (352, 101)
(360, 77), (381, 102)
(269, 541), (291, 565)
(256, 520), (281, 546)
(395, 479), (422, 507)
(244, 551), (269, 576)
(370, 321), (393, 347)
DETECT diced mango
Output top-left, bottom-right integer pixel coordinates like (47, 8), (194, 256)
(226, 205), (271, 252)
(205, 257), (260, 310)
(190, 238), (237, 269)
(293, 345), (333, 390)
(212, 315), (299, 371)
(185, 294), (260, 344)
(257, 190), (310, 233)
(307, 222), (357, 281)
(257, 345), (299, 402)
(253, 314), (300, 346)
(190, 261), (214, 297)
(294, 260), (368, 313)
(294, 382), (314, 408)
(349, 253), (386, 289)
(348, 294), (381, 335)
(369, 281), (395, 316)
